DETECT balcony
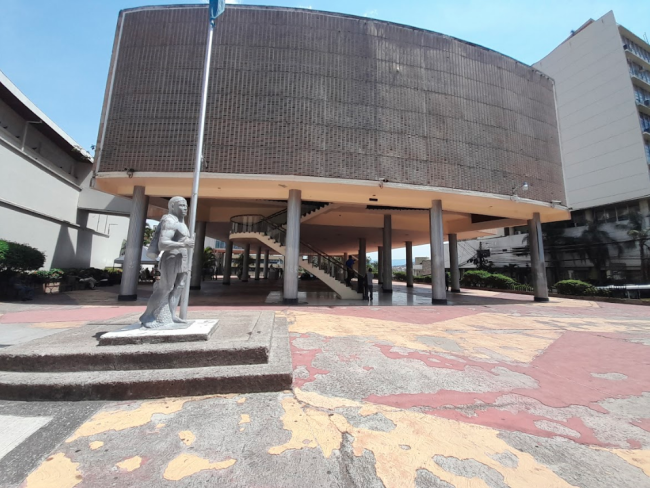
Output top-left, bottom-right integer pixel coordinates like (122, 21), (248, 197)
(637, 100), (650, 117)
(643, 126), (650, 141)
(625, 47), (650, 72)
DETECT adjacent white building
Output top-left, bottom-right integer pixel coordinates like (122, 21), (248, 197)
(456, 12), (650, 284)
(0, 70), (131, 270)
(533, 11), (650, 212)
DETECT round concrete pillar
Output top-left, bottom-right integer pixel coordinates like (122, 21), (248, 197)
(190, 221), (207, 290)
(429, 200), (447, 304)
(528, 212), (549, 302)
(118, 186), (149, 301)
(223, 240), (233, 285)
(449, 234), (461, 293)
(283, 189), (301, 303)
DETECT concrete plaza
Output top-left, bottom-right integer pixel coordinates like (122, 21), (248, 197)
(1, 282), (649, 487)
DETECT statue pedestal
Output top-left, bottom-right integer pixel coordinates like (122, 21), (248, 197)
(98, 319), (218, 346)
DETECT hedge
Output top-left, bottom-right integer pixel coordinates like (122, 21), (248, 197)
(554, 280), (598, 296)
(484, 273), (519, 289)
(460, 270), (492, 287)
(0, 240), (45, 273)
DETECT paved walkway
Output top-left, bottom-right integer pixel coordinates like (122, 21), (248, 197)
(1, 283), (649, 487)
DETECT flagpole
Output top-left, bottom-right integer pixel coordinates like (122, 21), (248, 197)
(179, 17), (215, 320)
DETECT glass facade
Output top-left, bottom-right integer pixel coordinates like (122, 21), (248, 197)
(593, 202), (641, 223)
(622, 35), (650, 64)
(629, 60), (650, 85)
(645, 140), (650, 164)
(634, 85), (650, 105)
(641, 113), (650, 132)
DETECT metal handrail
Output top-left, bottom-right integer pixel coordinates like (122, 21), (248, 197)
(229, 213), (362, 285)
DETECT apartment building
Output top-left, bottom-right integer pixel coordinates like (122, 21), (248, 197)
(458, 12), (650, 284)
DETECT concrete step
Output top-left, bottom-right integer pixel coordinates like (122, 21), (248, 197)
(0, 311), (275, 372)
(0, 313), (293, 401)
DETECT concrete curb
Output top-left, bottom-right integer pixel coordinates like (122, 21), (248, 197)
(0, 315), (293, 401)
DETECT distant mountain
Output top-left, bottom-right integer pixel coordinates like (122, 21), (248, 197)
(392, 259), (407, 266)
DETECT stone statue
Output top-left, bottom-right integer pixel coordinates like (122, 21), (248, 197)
(139, 196), (195, 328)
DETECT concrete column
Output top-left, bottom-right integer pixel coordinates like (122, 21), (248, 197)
(254, 246), (262, 280)
(190, 221), (207, 290)
(223, 240), (233, 285)
(382, 215), (393, 292)
(242, 243), (250, 282)
(405, 241), (414, 288)
(358, 238), (366, 293)
(640, 198), (650, 228)
(528, 212), (549, 302)
(429, 200), (447, 304)
(263, 248), (270, 278)
(449, 233), (461, 293)
(378, 247), (383, 284)
(284, 189), (301, 304)
(118, 186), (149, 301)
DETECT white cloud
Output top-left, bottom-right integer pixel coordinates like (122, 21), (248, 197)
(363, 9), (378, 18)
(226, 0), (241, 3)
(297, 5), (313, 9)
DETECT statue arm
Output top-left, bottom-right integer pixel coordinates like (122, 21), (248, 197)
(158, 218), (194, 251)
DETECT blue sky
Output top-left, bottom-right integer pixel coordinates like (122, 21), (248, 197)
(1, 0), (648, 260)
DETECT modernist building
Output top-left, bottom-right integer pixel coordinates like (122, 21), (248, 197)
(0, 70), (131, 270)
(461, 12), (650, 285)
(93, 4), (568, 303)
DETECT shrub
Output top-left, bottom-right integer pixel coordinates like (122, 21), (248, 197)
(554, 280), (598, 296)
(0, 240), (45, 273)
(31, 269), (64, 283)
(485, 273), (519, 289)
(413, 275), (432, 284)
(460, 270), (491, 287)
(393, 271), (407, 281)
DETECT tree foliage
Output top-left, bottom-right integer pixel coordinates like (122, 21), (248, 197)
(0, 240), (45, 273)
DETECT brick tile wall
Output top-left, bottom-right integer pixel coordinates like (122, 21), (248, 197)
(97, 5), (565, 203)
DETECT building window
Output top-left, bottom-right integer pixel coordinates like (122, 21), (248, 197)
(629, 60), (650, 85)
(634, 86), (650, 105)
(571, 210), (587, 227)
(595, 207), (617, 223)
(641, 113), (650, 133)
(645, 141), (650, 164)
(622, 36), (650, 65)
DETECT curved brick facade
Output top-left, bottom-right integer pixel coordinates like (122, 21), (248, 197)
(97, 5), (565, 203)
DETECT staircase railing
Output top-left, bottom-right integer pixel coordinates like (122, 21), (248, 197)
(230, 213), (362, 290)
(255, 202), (329, 228)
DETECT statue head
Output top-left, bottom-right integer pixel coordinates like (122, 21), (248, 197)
(168, 196), (188, 219)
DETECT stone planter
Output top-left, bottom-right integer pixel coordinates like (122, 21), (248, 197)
(43, 280), (61, 294)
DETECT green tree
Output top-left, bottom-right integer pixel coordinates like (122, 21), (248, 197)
(620, 211), (650, 282)
(143, 223), (156, 246)
(203, 247), (217, 270)
(523, 222), (577, 284)
(0, 240), (45, 273)
(574, 222), (622, 284)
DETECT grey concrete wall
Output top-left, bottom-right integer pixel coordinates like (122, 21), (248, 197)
(0, 102), (129, 270)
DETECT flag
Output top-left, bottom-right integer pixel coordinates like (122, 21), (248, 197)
(209, 0), (225, 25)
